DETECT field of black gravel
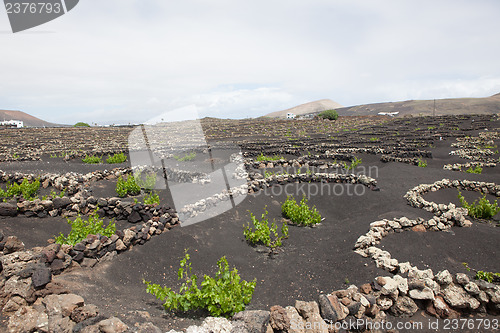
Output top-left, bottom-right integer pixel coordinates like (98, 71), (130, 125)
(0, 114), (499, 332)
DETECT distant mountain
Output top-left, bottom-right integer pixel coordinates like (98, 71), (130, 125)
(0, 110), (63, 127)
(334, 93), (500, 117)
(265, 99), (343, 118)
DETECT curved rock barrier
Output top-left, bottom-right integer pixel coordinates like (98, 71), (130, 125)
(351, 179), (500, 325)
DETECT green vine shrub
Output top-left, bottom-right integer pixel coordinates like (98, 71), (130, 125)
(82, 154), (102, 164)
(55, 208), (116, 245)
(463, 263), (500, 284)
(417, 157), (427, 168)
(144, 191), (160, 205)
(243, 208), (288, 249)
(0, 178), (40, 200)
(174, 152), (197, 162)
(281, 196), (322, 226)
(465, 165), (482, 174)
(106, 152), (127, 164)
(458, 191), (500, 219)
(116, 175), (141, 197)
(144, 251), (256, 317)
(254, 153), (283, 162)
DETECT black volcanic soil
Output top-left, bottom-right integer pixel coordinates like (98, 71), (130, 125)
(0, 114), (499, 332)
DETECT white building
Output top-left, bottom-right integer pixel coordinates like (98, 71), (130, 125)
(286, 113), (296, 119)
(377, 112), (399, 117)
(0, 120), (24, 128)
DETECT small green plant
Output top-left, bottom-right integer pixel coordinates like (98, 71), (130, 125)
(144, 250), (256, 317)
(55, 208), (116, 246)
(174, 151), (197, 162)
(144, 191), (160, 205)
(12, 153), (19, 159)
(344, 278), (350, 285)
(281, 196), (321, 226)
(318, 109), (339, 121)
(243, 208), (288, 249)
(458, 191), (500, 219)
(369, 137), (379, 142)
(134, 171), (157, 190)
(417, 157), (427, 168)
(82, 154), (102, 164)
(427, 126), (436, 130)
(0, 178), (40, 200)
(342, 156), (362, 172)
(106, 152), (127, 164)
(116, 175), (141, 197)
(466, 165), (483, 174)
(254, 153), (283, 162)
(463, 263), (500, 284)
(74, 122), (90, 127)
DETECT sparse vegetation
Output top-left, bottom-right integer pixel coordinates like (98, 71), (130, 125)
(466, 165), (483, 174)
(318, 109), (339, 121)
(134, 171), (157, 190)
(106, 152), (127, 164)
(254, 153), (283, 162)
(144, 250), (256, 317)
(281, 196), (322, 226)
(174, 151), (197, 162)
(343, 156), (362, 172)
(417, 157), (427, 168)
(369, 137), (379, 142)
(116, 175), (141, 197)
(144, 191), (160, 205)
(458, 191), (500, 219)
(0, 178), (40, 200)
(463, 263), (500, 284)
(243, 208), (288, 249)
(55, 208), (116, 246)
(82, 154), (102, 164)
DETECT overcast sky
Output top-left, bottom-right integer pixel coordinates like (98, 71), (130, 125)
(1, 0), (499, 124)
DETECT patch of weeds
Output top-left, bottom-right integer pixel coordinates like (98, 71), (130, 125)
(174, 151), (196, 162)
(254, 153), (283, 162)
(12, 153), (19, 159)
(465, 165), (483, 174)
(50, 154), (58, 158)
(144, 191), (160, 205)
(281, 196), (321, 226)
(0, 178), (40, 200)
(55, 208), (116, 246)
(243, 208), (288, 249)
(417, 157), (427, 168)
(463, 263), (500, 284)
(144, 250), (256, 317)
(82, 154), (102, 164)
(344, 278), (350, 285)
(427, 126), (436, 130)
(369, 137), (379, 142)
(458, 191), (500, 219)
(116, 175), (141, 197)
(106, 152), (127, 164)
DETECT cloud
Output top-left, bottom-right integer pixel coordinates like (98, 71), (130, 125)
(0, 0), (499, 124)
